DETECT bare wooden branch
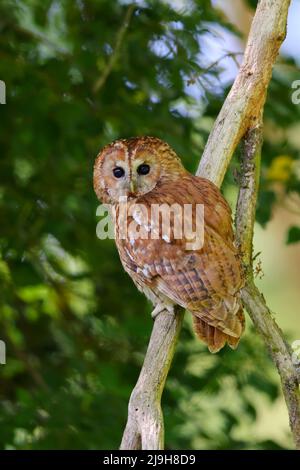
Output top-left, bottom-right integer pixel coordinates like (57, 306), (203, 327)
(235, 122), (263, 268)
(120, 307), (184, 450)
(197, 0), (291, 186)
(242, 283), (300, 449)
(121, 0), (292, 450)
(235, 125), (300, 449)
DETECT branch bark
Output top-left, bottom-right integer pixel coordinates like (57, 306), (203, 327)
(121, 0), (293, 449)
(120, 307), (184, 450)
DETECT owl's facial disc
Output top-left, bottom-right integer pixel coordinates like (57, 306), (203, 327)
(94, 137), (186, 204)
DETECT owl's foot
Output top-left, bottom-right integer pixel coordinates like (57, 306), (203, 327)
(151, 303), (175, 320)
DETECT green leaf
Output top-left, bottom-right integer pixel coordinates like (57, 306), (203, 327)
(256, 190), (276, 226)
(286, 226), (300, 244)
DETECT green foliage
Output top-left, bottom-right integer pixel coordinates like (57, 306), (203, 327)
(0, 0), (298, 450)
(286, 226), (300, 244)
(256, 190), (276, 227)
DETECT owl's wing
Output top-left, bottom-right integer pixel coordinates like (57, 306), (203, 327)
(125, 175), (244, 341)
(134, 175), (234, 243)
(128, 230), (243, 336)
(188, 175), (234, 243)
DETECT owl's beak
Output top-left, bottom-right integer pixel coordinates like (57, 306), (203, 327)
(130, 179), (137, 193)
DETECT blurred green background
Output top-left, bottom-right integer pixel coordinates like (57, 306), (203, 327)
(0, 0), (300, 450)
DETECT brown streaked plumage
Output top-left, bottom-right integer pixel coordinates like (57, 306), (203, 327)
(93, 136), (245, 353)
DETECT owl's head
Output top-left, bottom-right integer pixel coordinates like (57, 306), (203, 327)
(93, 136), (187, 203)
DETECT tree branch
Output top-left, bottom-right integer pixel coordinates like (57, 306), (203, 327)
(235, 122), (263, 268)
(121, 0), (293, 450)
(242, 283), (300, 448)
(197, 0), (291, 186)
(93, 4), (135, 94)
(120, 307), (184, 450)
(235, 125), (300, 449)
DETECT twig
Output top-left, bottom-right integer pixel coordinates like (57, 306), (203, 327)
(121, 0), (292, 450)
(11, 24), (71, 57)
(235, 125), (300, 449)
(187, 52), (243, 86)
(93, 4), (135, 93)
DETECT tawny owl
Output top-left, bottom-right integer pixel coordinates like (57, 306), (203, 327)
(93, 136), (244, 353)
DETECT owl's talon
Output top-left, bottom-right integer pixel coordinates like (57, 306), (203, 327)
(151, 304), (164, 319)
(151, 304), (175, 319)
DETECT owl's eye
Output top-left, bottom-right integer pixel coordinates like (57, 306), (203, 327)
(137, 164), (150, 175)
(113, 167), (125, 178)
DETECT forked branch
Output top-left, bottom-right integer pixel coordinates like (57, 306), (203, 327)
(121, 0), (293, 449)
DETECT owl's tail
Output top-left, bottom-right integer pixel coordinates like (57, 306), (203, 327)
(193, 307), (245, 353)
